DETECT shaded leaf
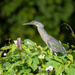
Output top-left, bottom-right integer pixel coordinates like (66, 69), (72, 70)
(53, 55), (63, 63)
(63, 44), (69, 50)
(31, 52), (39, 57)
(65, 67), (75, 75)
(31, 57), (39, 71)
(0, 45), (12, 50)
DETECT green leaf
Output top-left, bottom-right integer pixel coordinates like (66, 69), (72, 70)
(65, 67), (75, 75)
(71, 60), (75, 67)
(11, 45), (17, 51)
(24, 68), (31, 73)
(22, 45), (31, 55)
(3, 62), (11, 68)
(6, 70), (15, 75)
(54, 62), (61, 70)
(7, 61), (20, 73)
(24, 39), (35, 46)
(59, 54), (68, 63)
(31, 52), (39, 57)
(0, 63), (3, 74)
(27, 56), (32, 66)
(67, 54), (73, 62)
(0, 51), (3, 57)
(45, 55), (53, 61)
(53, 55), (63, 63)
(56, 64), (65, 75)
(6, 51), (13, 59)
(0, 45), (12, 50)
(36, 73), (48, 75)
(13, 61), (22, 66)
(31, 63), (38, 71)
(21, 53), (32, 66)
(47, 49), (52, 55)
(31, 57), (39, 71)
(13, 49), (22, 54)
(18, 68), (31, 75)
(46, 59), (56, 67)
(3, 61), (22, 74)
(65, 61), (71, 68)
(63, 44), (69, 50)
(21, 52), (26, 57)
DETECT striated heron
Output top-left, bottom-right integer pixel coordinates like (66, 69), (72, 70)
(23, 20), (66, 55)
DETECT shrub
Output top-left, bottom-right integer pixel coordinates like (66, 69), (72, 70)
(0, 39), (75, 75)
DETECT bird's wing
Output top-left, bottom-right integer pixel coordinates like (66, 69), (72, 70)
(46, 35), (66, 54)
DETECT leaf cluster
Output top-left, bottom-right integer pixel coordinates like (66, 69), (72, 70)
(0, 39), (75, 75)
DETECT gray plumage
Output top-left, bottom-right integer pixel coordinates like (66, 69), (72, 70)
(23, 20), (66, 55)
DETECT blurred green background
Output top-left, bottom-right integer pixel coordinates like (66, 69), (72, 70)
(0, 0), (75, 47)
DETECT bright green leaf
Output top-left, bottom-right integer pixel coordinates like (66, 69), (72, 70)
(56, 64), (65, 75)
(22, 45), (31, 55)
(67, 54), (73, 62)
(11, 45), (17, 51)
(0, 45), (12, 50)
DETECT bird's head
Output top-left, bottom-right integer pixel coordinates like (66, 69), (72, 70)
(23, 20), (44, 28)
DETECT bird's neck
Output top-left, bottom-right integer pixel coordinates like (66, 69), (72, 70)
(37, 27), (48, 42)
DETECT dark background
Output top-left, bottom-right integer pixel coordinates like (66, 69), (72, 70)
(0, 0), (75, 48)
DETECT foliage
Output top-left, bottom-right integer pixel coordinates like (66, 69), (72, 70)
(0, 0), (75, 47)
(0, 39), (75, 75)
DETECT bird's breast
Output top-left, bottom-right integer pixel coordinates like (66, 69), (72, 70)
(38, 30), (46, 43)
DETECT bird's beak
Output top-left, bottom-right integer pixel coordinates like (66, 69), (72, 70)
(22, 23), (31, 25)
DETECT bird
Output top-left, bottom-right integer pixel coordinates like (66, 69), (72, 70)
(23, 20), (66, 55)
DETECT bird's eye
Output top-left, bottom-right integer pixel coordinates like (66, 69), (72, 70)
(31, 21), (35, 23)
